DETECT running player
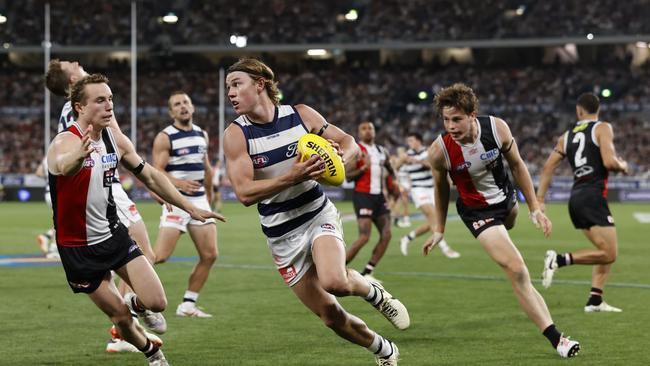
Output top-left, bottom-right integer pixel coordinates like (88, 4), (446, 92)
(424, 83), (580, 358)
(391, 149), (412, 228)
(223, 58), (409, 366)
(345, 121), (396, 282)
(396, 132), (460, 258)
(46, 74), (223, 365)
(152, 91), (218, 318)
(45, 59), (166, 352)
(537, 92), (628, 312)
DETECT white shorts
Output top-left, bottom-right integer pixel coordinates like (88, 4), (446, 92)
(410, 186), (435, 208)
(160, 195), (215, 232)
(398, 174), (411, 191)
(267, 200), (344, 287)
(113, 183), (142, 228)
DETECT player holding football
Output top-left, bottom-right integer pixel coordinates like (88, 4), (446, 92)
(223, 58), (409, 366)
(424, 83), (580, 358)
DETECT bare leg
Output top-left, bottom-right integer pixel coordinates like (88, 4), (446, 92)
(477, 225), (553, 331)
(367, 214), (392, 265)
(186, 223), (218, 293)
(154, 227), (182, 264)
(346, 217), (372, 263)
(118, 220), (156, 296)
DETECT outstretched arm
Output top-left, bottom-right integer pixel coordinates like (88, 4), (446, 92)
(496, 118), (551, 237)
(47, 126), (94, 176)
(536, 134), (566, 211)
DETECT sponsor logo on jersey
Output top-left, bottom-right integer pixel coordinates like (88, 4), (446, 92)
(574, 165), (594, 178)
(286, 142), (298, 157)
(252, 154), (269, 168)
(572, 123), (590, 133)
(165, 214), (183, 223)
(480, 148), (499, 161)
(279, 265), (297, 284)
(320, 223), (335, 231)
(468, 147), (478, 155)
(472, 217), (495, 230)
(454, 161), (472, 171)
(177, 147), (191, 155)
(101, 153), (118, 169)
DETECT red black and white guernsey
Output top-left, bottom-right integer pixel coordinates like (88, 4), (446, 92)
(437, 116), (514, 209)
(354, 142), (390, 195)
(49, 122), (121, 247)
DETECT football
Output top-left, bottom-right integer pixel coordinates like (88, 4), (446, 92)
(297, 133), (345, 186)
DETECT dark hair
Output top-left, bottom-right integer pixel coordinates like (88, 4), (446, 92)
(69, 74), (109, 119)
(434, 83), (479, 116)
(227, 58), (280, 105)
(407, 132), (423, 142)
(44, 59), (70, 97)
(577, 92), (600, 114)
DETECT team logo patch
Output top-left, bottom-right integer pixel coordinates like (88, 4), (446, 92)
(455, 161), (472, 171)
(359, 208), (373, 216)
(177, 147), (190, 155)
(82, 157), (94, 168)
(69, 281), (92, 289)
(607, 215), (614, 224)
(320, 223), (335, 231)
(252, 155), (269, 168)
(468, 148), (478, 155)
(278, 265), (297, 284)
(472, 217), (495, 230)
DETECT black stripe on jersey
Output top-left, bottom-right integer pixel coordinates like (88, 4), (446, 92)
(478, 116), (512, 196)
(101, 129), (120, 234)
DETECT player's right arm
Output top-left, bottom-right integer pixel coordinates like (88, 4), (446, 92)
(422, 138), (450, 256)
(223, 123), (325, 207)
(536, 134), (566, 211)
(46, 126), (94, 176)
(595, 122), (629, 174)
(151, 131), (202, 194)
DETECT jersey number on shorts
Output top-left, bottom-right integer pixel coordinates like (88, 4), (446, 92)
(572, 132), (587, 167)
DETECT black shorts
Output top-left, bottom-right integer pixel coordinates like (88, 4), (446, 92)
(568, 188), (614, 229)
(353, 192), (390, 219)
(457, 192), (517, 238)
(58, 223), (143, 294)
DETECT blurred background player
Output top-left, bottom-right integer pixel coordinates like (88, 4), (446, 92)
(390, 148), (412, 228)
(152, 91), (219, 318)
(537, 92), (628, 312)
(211, 158), (224, 213)
(396, 132), (460, 258)
(424, 83), (580, 358)
(224, 58), (408, 365)
(34, 156), (59, 259)
(44, 60), (166, 353)
(346, 121), (398, 282)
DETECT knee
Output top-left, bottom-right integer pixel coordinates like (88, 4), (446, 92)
(321, 277), (353, 297)
(504, 261), (529, 283)
(140, 294), (167, 313)
(200, 250), (218, 264)
(381, 230), (392, 243)
(602, 248), (617, 264)
(356, 233), (370, 246)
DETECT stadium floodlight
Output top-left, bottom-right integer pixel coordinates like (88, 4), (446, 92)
(345, 9), (358, 21)
(601, 89), (612, 98)
(418, 91), (428, 100)
(3, 43), (10, 49)
(307, 49), (327, 56)
(586, 33), (594, 40)
(635, 41), (648, 48)
(0, 14), (7, 24)
(235, 36), (247, 48)
(162, 12), (178, 24)
(230, 35), (237, 44)
(515, 5), (526, 16)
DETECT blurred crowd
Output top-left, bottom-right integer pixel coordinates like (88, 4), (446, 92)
(1, 62), (649, 178)
(3, 0), (650, 45)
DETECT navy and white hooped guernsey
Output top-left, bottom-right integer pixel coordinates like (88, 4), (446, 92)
(233, 105), (326, 238)
(162, 124), (209, 197)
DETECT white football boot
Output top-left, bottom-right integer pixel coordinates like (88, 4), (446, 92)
(176, 302), (213, 318)
(542, 250), (558, 288)
(556, 335), (580, 358)
(584, 301), (622, 313)
(375, 342), (400, 365)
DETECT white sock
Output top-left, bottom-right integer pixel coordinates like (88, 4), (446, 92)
(438, 239), (450, 251)
(183, 290), (199, 304)
(367, 333), (394, 358)
(407, 231), (416, 240)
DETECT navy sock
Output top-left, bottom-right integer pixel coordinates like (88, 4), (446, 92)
(587, 287), (603, 306)
(543, 324), (562, 348)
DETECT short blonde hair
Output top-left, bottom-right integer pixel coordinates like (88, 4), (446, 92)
(69, 74), (109, 119)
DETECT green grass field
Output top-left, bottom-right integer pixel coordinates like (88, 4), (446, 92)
(1, 201), (649, 365)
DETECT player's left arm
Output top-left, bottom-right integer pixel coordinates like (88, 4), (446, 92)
(595, 122), (629, 174)
(202, 131), (214, 206)
(536, 133), (566, 211)
(495, 118), (551, 237)
(295, 104), (360, 173)
(116, 132), (224, 222)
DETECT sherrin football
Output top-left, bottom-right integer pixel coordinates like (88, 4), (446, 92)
(297, 133), (345, 186)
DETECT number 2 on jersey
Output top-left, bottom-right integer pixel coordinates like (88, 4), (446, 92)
(572, 132), (587, 167)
